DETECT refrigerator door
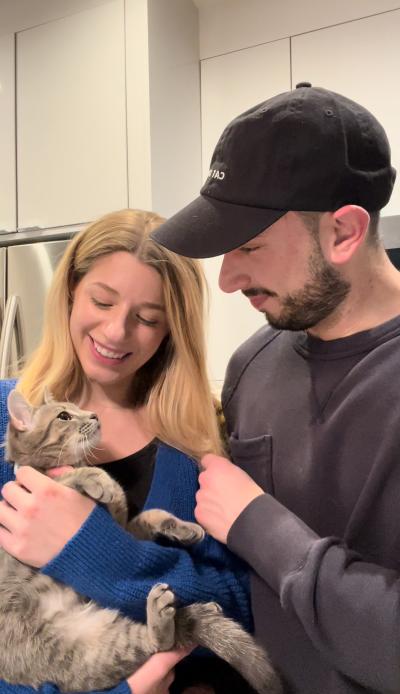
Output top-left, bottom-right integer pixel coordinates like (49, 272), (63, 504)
(0, 248), (6, 328)
(1, 239), (70, 378)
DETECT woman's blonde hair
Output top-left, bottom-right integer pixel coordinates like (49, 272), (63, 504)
(18, 209), (223, 459)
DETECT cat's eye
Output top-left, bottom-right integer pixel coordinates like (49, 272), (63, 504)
(57, 411), (72, 421)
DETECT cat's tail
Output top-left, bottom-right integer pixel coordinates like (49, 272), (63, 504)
(174, 602), (283, 694)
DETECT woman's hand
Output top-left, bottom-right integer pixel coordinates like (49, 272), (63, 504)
(126, 648), (192, 694)
(0, 465), (95, 567)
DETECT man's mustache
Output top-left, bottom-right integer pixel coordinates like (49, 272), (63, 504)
(242, 288), (277, 298)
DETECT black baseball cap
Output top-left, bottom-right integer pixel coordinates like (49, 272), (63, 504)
(152, 83), (396, 259)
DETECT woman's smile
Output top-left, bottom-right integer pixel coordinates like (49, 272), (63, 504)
(88, 335), (132, 364)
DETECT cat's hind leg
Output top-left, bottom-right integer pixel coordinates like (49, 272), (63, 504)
(146, 583), (177, 650)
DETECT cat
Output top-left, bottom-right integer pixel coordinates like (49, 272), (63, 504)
(0, 389), (282, 694)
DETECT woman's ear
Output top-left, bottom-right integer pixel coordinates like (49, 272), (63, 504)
(326, 205), (370, 264)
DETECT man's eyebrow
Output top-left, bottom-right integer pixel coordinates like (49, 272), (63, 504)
(90, 283), (165, 310)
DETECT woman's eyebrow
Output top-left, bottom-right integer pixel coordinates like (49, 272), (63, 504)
(91, 281), (118, 295)
(139, 302), (165, 311)
(91, 283), (165, 311)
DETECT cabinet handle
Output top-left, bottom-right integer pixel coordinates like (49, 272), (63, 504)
(17, 226), (43, 232)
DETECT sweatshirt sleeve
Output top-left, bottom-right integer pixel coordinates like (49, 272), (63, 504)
(42, 446), (252, 631)
(227, 492), (400, 691)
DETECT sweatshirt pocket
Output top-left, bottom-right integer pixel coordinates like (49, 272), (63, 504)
(229, 434), (273, 493)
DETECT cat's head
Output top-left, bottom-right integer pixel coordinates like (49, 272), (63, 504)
(5, 389), (101, 470)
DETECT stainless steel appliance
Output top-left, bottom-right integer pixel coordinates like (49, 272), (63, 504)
(0, 227), (79, 379)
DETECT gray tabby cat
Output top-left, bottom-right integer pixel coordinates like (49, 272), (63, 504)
(0, 389), (282, 694)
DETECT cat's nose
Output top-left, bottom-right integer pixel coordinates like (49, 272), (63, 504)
(89, 414), (98, 421)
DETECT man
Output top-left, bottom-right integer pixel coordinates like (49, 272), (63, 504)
(151, 83), (400, 693)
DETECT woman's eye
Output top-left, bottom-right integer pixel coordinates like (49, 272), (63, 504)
(57, 411), (72, 421)
(92, 298), (111, 309)
(137, 315), (158, 327)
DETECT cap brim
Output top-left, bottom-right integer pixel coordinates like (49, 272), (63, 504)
(151, 195), (286, 258)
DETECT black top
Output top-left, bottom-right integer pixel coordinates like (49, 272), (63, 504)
(99, 437), (254, 693)
(99, 439), (158, 520)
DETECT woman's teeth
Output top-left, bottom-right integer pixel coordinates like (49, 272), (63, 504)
(93, 339), (127, 360)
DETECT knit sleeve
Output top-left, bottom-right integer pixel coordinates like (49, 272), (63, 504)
(42, 445), (252, 631)
(0, 379), (18, 486)
(0, 680), (131, 694)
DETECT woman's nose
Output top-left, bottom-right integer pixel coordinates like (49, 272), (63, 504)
(103, 311), (130, 342)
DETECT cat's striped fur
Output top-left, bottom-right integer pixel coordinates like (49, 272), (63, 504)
(0, 390), (282, 694)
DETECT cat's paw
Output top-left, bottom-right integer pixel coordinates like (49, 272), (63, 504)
(146, 583), (176, 651)
(133, 509), (205, 545)
(62, 467), (119, 504)
(201, 601), (222, 615)
(157, 517), (205, 545)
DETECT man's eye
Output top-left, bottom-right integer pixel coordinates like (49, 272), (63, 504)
(239, 246), (259, 254)
(57, 411), (72, 421)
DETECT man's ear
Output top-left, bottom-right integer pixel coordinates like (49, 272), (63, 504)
(325, 205), (370, 265)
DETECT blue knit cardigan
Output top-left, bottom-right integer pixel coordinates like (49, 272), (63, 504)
(0, 380), (251, 694)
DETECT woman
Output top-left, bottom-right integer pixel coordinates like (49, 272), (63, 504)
(0, 210), (253, 694)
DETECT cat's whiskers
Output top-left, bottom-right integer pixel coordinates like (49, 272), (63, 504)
(56, 432), (77, 468)
(81, 434), (94, 465)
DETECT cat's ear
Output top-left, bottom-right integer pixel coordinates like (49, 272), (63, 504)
(43, 387), (55, 404)
(7, 390), (34, 432)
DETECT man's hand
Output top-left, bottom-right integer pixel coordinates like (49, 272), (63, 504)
(127, 648), (193, 694)
(0, 466), (95, 566)
(195, 454), (264, 544)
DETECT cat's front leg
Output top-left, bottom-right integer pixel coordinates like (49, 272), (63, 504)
(58, 467), (128, 527)
(146, 583), (177, 651)
(128, 509), (205, 545)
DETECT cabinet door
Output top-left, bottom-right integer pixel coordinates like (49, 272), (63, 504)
(0, 34), (16, 233)
(17, 0), (127, 230)
(292, 9), (400, 216)
(200, 40), (291, 384)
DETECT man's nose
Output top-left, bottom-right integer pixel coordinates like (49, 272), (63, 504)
(218, 252), (250, 293)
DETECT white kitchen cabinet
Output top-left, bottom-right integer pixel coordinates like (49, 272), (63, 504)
(0, 33), (16, 233)
(17, 0), (127, 230)
(200, 39), (291, 384)
(292, 8), (400, 216)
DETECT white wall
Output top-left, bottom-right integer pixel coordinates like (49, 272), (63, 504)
(148, 0), (202, 218)
(125, 0), (202, 219)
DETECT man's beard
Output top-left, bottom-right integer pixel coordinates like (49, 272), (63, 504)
(263, 244), (351, 331)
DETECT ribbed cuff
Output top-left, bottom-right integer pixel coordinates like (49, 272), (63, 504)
(227, 493), (319, 594)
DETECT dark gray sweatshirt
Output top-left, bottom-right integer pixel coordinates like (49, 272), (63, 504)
(224, 315), (400, 694)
